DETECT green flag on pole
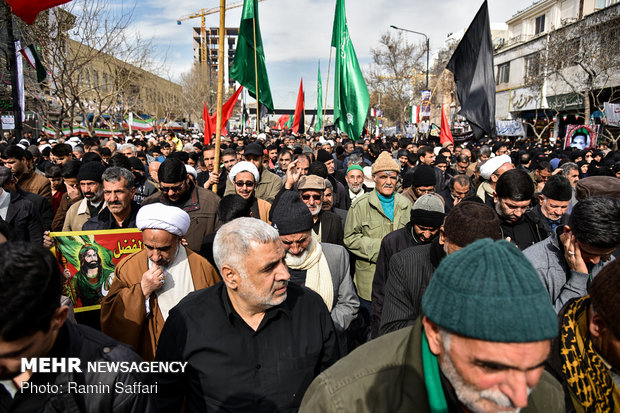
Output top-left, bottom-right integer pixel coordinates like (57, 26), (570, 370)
(331, 0), (369, 140)
(315, 61), (323, 133)
(230, 0), (274, 111)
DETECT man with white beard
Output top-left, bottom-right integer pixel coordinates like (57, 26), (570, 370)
(343, 164), (370, 209)
(272, 191), (358, 354)
(297, 175), (344, 246)
(300, 239), (564, 413)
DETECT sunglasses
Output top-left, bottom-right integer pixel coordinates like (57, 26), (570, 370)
(235, 181), (255, 188)
(301, 194), (322, 201)
(161, 184), (184, 193)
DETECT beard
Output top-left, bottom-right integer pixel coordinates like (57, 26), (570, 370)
(349, 184), (362, 194)
(285, 240), (313, 267)
(308, 205), (321, 216)
(439, 335), (528, 413)
(85, 260), (100, 269)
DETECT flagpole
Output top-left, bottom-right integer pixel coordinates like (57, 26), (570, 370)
(424, 68), (448, 140)
(213, 0), (226, 193)
(252, 16), (260, 134)
(322, 48), (333, 137)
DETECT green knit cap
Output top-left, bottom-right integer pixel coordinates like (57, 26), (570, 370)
(422, 238), (558, 342)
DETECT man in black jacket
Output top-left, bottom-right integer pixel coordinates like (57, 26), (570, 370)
(378, 201), (502, 336)
(0, 166), (43, 244)
(370, 193), (445, 338)
(494, 169), (546, 250)
(0, 168), (53, 231)
(0, 242), (156, 413)
(526, 174), (572, 238)
(298, 174), (344, 246)
(83, 167), (139, 230)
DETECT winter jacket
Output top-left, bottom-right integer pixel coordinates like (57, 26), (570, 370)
(2, 190), (43, 243)
(82, 201), (140, 230)
(523, 227), (612, 313)
(343, 190), (411, 301)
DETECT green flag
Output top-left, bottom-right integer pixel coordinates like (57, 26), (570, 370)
(285, 113), (294, 128)
(230, 0), (274, 111)
(331, 0), (369, 140)
(315, 61), (323, 133)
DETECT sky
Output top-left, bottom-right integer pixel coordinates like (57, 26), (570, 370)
(121, 0), (536, 109)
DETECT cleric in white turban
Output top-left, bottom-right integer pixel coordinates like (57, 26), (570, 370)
(101, 202), (220, 361)
(228, 161), (260, 183)
(136, 203), (190, 237)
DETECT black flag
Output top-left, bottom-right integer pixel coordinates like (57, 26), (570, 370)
(446, 1), (496, 139)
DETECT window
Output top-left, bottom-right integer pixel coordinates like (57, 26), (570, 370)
(535, 15), (545, 35)
(524, 53), (540, 80)
(497, 62), (510, 84)
(596, 0), (617, 9)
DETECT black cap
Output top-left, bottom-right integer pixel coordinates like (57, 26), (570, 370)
(244, 143), (263, 157)
(541, 175), (573, 201)
(77, 162), (106, 183)
(316, 149), (332, 163)
(271, 191), (314, 235)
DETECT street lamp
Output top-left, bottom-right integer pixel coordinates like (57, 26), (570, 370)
(390, 25), (429, 90)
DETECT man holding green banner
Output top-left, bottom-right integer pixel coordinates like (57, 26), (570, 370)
(331, 0), (369, 140)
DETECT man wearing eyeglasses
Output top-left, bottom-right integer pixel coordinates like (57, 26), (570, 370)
(297, 175), (343, 246)
(224, 143), (282, 203)
(493, 169), (545, 251)
(142, 158), (220, 252)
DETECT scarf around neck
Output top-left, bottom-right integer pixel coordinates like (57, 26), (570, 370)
(285, 239), (333, 311)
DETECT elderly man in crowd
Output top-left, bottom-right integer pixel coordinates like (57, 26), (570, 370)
(370, 193), (445, 338)
(228, 161), (271, 223)
(101, 203), (220, 360)
(526, 175), (572, 238)
(524, 196), (620, 312)
(438, 174), (471, 213)
(272, 191), (359, 352)
(344, 152), (411, 324)
(300, 238), (564, 412)
(547, 259), (620, 411)
(155, 218), (339, 412)
(343, 164), (369, 209)
(401, 164), (437, 206)
(297, 174), (343, 246)
(83, 167), (140, 230)
(143, 158), (220, 252)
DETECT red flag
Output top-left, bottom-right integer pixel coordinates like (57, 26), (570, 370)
(440, 104), (454, 146)
(203, 101), (213, 145)
(276, 115), (290, 129)
(6, 0), (71, 25)
(292, 79), (305, 134)
(218, 86), (244, 136)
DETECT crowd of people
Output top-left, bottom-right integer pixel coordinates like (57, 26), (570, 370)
(0, 128), (619, 412)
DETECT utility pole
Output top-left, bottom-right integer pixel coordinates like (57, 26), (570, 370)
(4, 3), (23, 139)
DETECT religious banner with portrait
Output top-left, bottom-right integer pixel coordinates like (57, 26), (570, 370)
(49, 229), (143, 312)
(564, 125), (598, 150)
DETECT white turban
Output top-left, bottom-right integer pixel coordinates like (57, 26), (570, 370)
(185, 164), (197, 180)
(479, 155), (512, 180)
(136, 203), (191, 236)
(229, 161), (260, 183)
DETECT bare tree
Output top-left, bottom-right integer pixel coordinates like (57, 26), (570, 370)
(26, 0), (161, 137)
(366, 31), (426, 127)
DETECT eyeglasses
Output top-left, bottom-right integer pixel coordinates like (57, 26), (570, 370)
(301, 194), (322, 201)
(235, 181), (255, 188)
(160, 184), (184, 193)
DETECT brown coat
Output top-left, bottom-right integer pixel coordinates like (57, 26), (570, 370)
(100, 248), (220, 361)
(52, 194), (82, 231)
(142, 183), (220, 252)
(18, 170), (52, 203)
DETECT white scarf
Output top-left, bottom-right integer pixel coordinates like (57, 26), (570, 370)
(286, 240), (334, 311)
(149, 246), (194, 321)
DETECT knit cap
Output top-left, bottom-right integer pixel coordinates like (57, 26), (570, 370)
(371, 152), (400, 175)
(77, 162), (106, 183)
(541, 175), (572, 201)
(316, 149), (332, 164)
(410, 193), (445, 228)
(411, 165), (436, 187)
(422, 238), (558, 342)
(271, 191), (314, 235)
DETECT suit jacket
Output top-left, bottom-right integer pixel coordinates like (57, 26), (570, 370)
(2, 191), (43, 243)
(100, 248), (220, 361)
(318, 210), (344, 246)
